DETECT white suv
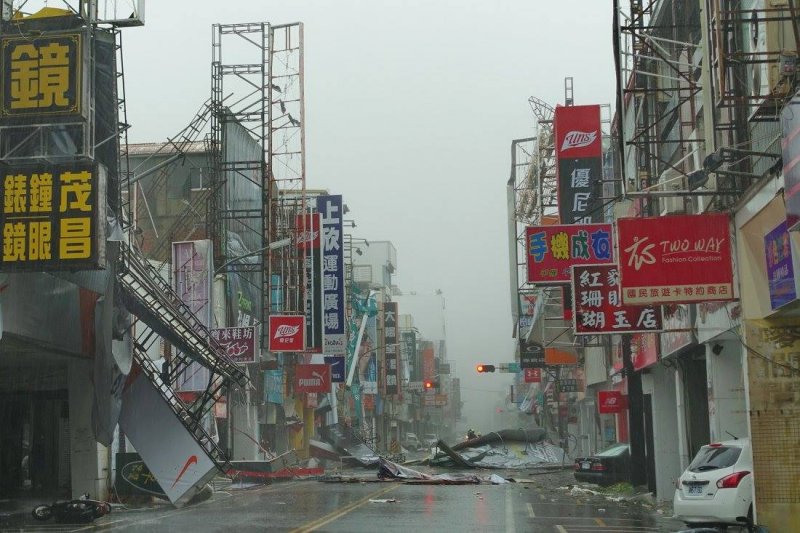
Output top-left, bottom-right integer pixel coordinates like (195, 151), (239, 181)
(673, 438), (753, 530)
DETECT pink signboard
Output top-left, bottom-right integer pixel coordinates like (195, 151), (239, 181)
(526, 223), (614, 284)
(617, 213), (735, 305)
(572, 263), (662, 335)
(210, 326), (256, 364)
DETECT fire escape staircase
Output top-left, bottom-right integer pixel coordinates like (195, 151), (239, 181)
(116, 239), (249, 468)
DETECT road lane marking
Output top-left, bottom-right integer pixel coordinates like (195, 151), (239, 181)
(595, 518), (605, 526)
(555, 526), (568, 533)
(289, 483), (400, 533)
(505, 488), (515, 533)
(527, 503), (535, 518)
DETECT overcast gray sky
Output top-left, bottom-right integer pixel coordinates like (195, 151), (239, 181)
(123, 0), (616, 432)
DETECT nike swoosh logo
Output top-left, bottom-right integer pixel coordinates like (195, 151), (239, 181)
(171, 455), (198, 488)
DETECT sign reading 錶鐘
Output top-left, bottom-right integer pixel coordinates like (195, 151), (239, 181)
(1, 163), (105, 271)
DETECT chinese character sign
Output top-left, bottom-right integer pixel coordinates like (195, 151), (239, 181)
(0, 164), (104, 271)
(764, 221), (796, 310)
(2, 34), (82, 117)
(268, 315), (305, 352)
(571, 264), (662, 335)
(317, 195), (346, 354)
(383, 301), (399, 395)
(554, 104), (603, 224)
(617, 213), (735, 305)
(210, 326), (256, 364)
(526, 223), (614, 284)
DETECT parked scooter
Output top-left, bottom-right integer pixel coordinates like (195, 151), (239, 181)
(31, 493), (111, 524)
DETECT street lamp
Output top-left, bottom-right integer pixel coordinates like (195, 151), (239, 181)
(213, 237), (292, 275)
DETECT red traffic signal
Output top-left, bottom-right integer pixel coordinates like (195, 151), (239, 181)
(424, 380), (434, 389)
(476, 364), (496, 373)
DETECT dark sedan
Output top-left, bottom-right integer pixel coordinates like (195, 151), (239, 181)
(574, 443), (631, 486)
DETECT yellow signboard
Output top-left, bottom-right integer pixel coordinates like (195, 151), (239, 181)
(1, 33), (82, 117)
(0, 164), (104, 271)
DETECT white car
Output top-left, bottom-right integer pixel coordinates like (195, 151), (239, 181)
(673, 438), (754, 530)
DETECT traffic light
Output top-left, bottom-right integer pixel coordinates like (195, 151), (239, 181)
(476, 364), (496, 373)
(424, 379), (440, 391)
(424, 380), (434, 390)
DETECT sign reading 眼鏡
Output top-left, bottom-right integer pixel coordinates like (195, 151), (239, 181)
(2, 33), (83, 117)
(0, 163), (105, 271)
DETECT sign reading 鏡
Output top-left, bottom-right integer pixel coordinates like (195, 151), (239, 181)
(1, 164), (105, 271)
(571, 264), (662, 335)
(210, 326), (256, 364)
(2, 33), (83, 117)
(317, 195), (346, 354)
(526, 223), (614, 284)
(383, 301), (399, 395)
(617, 213), (735, 305)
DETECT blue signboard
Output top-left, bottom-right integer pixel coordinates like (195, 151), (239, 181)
(765, 221), (796, 309)
(317, 195), (346, 354)
(325, 356), (345, 383)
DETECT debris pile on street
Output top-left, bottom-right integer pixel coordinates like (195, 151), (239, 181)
(428, 428), (566, 469)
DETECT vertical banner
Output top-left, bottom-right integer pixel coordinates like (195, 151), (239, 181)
(401, 330), (417, 381)
(297, 213), (322, 353)
(781, 95), (800, 231)
(554, 104), (603, 224)
(422, 343), (435, 392)
(173, 240), (213, 392)
(384, 302), (399, 395)
(764, 221), (796, 310)
(317, 195), (346, 354)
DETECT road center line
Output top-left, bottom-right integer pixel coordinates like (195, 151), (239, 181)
(555, 525), (568, 533)
(289, 483), (400, 533)
(527, 503), (535, 518)
(505, 488), (516, 533)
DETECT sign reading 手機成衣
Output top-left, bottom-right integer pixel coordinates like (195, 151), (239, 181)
(526, 223), (614, 284)
(1, 164), (105, 271)
(617, 213), (735, 305)
(210, 326), (256, 364)
(317, 195), (346, 354)
(572, 263), (662, 335)
(2, 33), (84, 118)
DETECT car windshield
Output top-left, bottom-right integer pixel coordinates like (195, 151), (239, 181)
(596, 444), (629, 457)
(688, 446), (742, 472)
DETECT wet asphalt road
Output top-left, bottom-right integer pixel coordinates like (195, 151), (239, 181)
(1, 472), (689, 533)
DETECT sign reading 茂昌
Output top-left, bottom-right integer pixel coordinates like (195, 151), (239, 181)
(1, 163), (105, 271)
(554, 104), (603, 224)
(764, 221), (796, 310)
(383, 301), (399, 395)
(317, 195), (346, 354)
(2, 33), (83, 118)
(617, 213), (735, 305)
(210, 326), (256, 364)
(526, 223), (614, 284)
(572, 263), (662, 335)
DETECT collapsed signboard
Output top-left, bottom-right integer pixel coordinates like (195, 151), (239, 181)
(0, 163), (106, 271)
(617, 213), (735, 305)
(526, 223), (614, 284)
(572, 263), (662, 335)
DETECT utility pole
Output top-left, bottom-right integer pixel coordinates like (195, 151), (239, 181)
(622, 334), (647, 487)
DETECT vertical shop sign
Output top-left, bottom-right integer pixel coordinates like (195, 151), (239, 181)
(0, 163), (106, 271)
(764, 221), (796, 309)
(297, 213), (322, 352)
(383, 301), (399, 395)
(317, 195), (346, 354)
(554, 104), (603, 224)
(571, 263), (662, 334)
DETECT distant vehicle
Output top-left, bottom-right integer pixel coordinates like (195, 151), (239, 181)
(423, 433), (438, 447)
(673, 438), (753, 531)
(573, 443), (630, 487)
(402, 433), (422, 450)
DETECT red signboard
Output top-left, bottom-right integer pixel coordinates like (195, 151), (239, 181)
(526, 223), (614, 284)
(617, 213), (735, 305)
(598, 390), (628, 414)
(210, 326), (256, 364)
(295, 364), (330, 393)
(632, 333), (659, 371)
(422, 346), (435, 382)
(555, 104), (603, 159)
(268, 315), (305, 352)
(572, 264), (662, 335)
(523, 368), (542, 383)
(295, 213), (320, 249)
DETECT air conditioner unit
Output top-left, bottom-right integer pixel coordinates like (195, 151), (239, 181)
(658, 168), (687, 215)
(744, 0), (797, 112)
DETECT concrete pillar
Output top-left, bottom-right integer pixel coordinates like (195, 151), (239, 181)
(705, 340), (748, 442)
(648, 366), (682, 502)
(68, 359), (109, 499)
(674, 368), (691, 472)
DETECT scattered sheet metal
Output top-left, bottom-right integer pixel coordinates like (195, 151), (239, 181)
(450, 428), (547, 452)
(368, 499), (398, 503)
(377, 458), (480, 484)
(430, 428), (565, 469)
(489, 474), (510, 485)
